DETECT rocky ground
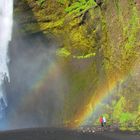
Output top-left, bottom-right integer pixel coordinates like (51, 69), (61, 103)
(0, 127), (140, 140)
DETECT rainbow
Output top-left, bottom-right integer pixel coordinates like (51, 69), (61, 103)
(66, 55), (139, 128)
(19, 60), (61, 111)
(18, 56), (137, 129)
(19, 64), (127, 128)
(67, 72), (126, 128)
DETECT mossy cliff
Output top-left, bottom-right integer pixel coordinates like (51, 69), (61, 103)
(14, 0), (140, 130)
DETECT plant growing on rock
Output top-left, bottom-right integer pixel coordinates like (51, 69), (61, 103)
(65, 0), (97, 15)
(36, 0), (45, 6)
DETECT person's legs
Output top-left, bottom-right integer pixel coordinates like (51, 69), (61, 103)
(101, 122), (104, 127)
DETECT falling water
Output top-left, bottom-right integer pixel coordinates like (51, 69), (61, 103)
(0, 0), (13, 118)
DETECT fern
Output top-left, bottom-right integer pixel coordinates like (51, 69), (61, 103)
(65, 0), (97, 14)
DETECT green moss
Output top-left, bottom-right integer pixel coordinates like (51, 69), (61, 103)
(113, 97), (126, 120)
(114, 0), (119, 13)
(57, 0), (67, 5)
(124, 7), (139, 50)
(119, 112), (136, 124)
(38, 18), (65, 32)
(65, 0), (97, 15)
(73, 52), (96, 59)
(56, 48), (95, 58)
(56, 48), (71, 57)
(68, 25), (96, 54)
(64, 61), (98, 121)
(36, 0), (45, 6)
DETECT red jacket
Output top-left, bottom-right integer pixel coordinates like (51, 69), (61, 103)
(99, 117), (103, 123)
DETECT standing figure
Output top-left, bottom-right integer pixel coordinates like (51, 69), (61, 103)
(99, 116), (103, 127)
(103, 116), (106, 127)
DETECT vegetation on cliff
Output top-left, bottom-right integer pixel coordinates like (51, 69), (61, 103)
(14, 0), (140, 130)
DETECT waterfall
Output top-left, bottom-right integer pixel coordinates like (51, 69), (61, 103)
(0, 0), (13, 117)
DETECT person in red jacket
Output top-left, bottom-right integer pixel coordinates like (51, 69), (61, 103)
(99, 116), (103, 127)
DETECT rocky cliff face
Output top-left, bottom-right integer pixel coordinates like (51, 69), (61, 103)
(13, 0), (140, 130)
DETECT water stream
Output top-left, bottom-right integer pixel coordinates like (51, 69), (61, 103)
(0, 0), (13, 117)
